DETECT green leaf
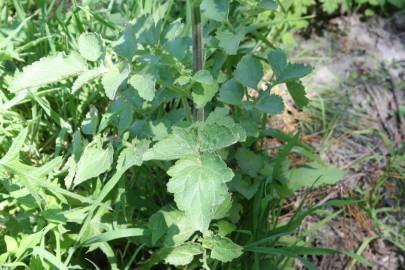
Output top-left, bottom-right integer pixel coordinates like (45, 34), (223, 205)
(279, 64), (313, 82)
(235, 55), (263, 89)
(4, 235), (18, 254)
(235, 148), (263, 177)
(192, 81), (219, 109)
(82, 228), (144, 246)
(202, 235), (243, 262)
(216, 220), (236, 237)
(116, 140), (149, 171)
(149, 207), (197, 246)
(286, 81), (309, 109)
(74, 142), (114, 186)
(81, 105), (99, 135)
(9, 53), (87, 92)
(201, 0), (229, 22)
(217, 79), (244, 105)
(229, 173), (260, 200)
(72, 67), (104, 93)
(268, 49), (287, 78)
(0, 128), (28, 165)
(258, 0), (278, 9)
(287, 162), (345, 191)
(216, 29), (245, 55)
(101, 62), (130, 100)
(198, 108), (246, 151)
(129, 74), (156, 101)
(193, 70), (215, 84)
(256, 94), (285, 115)
(143, 127), (198, 161)
(78, 33), (105, 62)
(165, 243), (203, 266)
(167, 154), (234, 232)
(32, 247), (68, 270)
(268, 49), (313, 82)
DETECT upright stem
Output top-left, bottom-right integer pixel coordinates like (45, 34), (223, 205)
(191, 0), (204, 121)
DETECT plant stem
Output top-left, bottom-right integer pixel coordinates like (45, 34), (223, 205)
(191, 0), (204, 121)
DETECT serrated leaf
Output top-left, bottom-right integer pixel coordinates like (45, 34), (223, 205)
(143, 127), (198, 161)
(216, 29), (245, 55)
(72, 67), (104, 93)
(235, 55), (263, 89)
(258, 0), (278, 10)
(256, 94), (285, 115)
(78, 33), (105, 62)
(74, 143), (114, 186)
(286, 80), (309, 109)
(202, 235), (243, 262)
(9, 53), (87, 92)
(167, 154), (234, 232)
(101, 62), (130, 100)
(113, 22), (138, 60)
(201, 0), (229, 22)
(129, 74), (156, 101)
(165, 243), (203, 266)
(198, 108), (246, 151)
(217, 79), (244, 105)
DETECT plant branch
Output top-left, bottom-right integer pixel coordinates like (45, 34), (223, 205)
(191, 0), (204, 121)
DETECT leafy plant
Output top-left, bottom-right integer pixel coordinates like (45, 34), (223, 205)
(0, 0), (365, 269)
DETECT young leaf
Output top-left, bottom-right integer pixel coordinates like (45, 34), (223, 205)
(217, 79), (244, 105)
(164, 243), (203, 266)
(78, 33), (105, 62)
(201, 0), (229, 22)
(235, 55), (263, 89)
(74, 143), (114, 187)
(167, 154), (234, 232)
(256, 94), (285, 115)
(128, 74), (156, 101)
(193, 70), (215, 84)
(143, 127), (199, 161)
(9, 53), (87, 92)
(101, 62), (130, 100)
(202, 235), (243, 262)
(286, 80), (309, 109)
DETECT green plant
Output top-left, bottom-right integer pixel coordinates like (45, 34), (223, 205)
(0, 1), (369, 269)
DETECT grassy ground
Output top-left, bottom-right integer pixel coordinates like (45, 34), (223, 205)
(288, 14), (405, 270)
